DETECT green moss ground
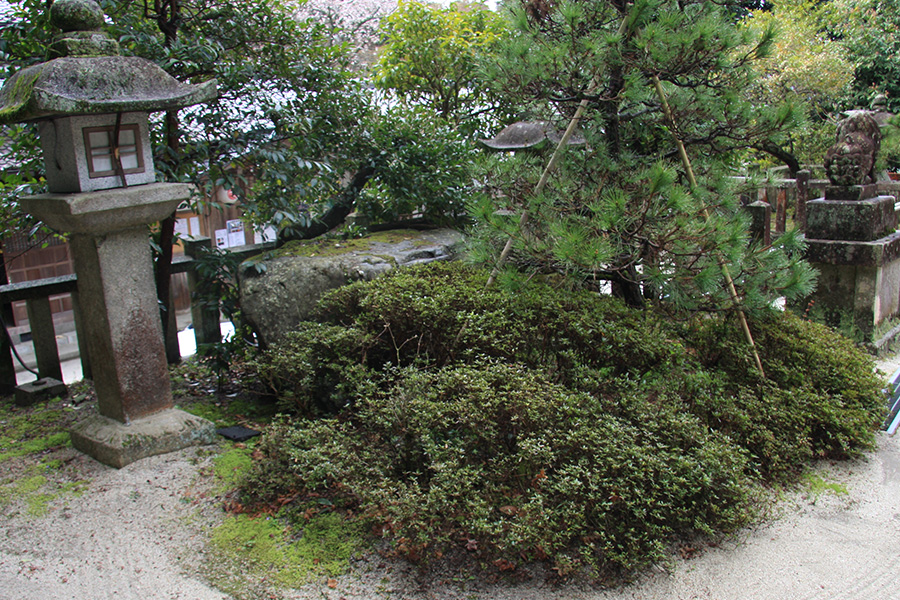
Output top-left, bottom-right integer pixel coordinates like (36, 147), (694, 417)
(209, 510), (367, 587)
(0, 393), (92, 519)
(203, 437), (371, 596)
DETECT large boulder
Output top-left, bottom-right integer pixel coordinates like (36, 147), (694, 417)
(240, 228), (465, 347)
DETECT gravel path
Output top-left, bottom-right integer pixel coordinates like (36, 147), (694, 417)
(2, 361), (900, 600)
(0, 450), (227, 600)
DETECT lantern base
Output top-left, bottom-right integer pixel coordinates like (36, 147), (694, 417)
(70, 408), (216, 469)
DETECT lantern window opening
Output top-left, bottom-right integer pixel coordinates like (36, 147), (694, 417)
(83, 123), (144, 179)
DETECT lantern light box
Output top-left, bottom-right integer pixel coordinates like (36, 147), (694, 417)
(39, 112), (155, 193)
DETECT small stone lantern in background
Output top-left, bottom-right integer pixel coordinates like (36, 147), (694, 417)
(0, 0), (218, 467)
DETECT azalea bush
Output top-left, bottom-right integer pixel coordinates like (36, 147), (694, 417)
(239, 262), (884, 576)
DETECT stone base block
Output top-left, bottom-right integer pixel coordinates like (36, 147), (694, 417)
(824, 184), (878, 202)
(15, 378), (67, 407)
(70, 408), (216, 469)
(806, 194), (897, 241)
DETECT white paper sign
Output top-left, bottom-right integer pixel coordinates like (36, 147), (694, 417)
(173, 219), (189, 238)
(226, 219), (245, 248)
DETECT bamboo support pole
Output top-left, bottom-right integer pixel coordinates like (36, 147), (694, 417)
(651, 75), (766, 378)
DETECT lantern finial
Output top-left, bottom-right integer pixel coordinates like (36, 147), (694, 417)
(49, 0), (105, 32)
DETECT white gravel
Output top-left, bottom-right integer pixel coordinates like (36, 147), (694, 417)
(0, 450), (228, 600)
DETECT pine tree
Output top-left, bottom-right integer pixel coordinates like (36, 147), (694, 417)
(469, 0), (816, 315)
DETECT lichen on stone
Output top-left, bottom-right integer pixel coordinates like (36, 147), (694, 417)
(273, 229), (429, 259)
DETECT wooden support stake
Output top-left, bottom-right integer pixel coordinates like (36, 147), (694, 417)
(486, 98), (592, 288)
(796, 169), (810, 231)
(775, 188), (787, 234)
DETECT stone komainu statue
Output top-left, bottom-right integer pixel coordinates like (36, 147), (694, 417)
(825, 112), (882, 186)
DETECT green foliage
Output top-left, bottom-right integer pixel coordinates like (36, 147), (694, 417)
(355, 106), (480, 226)
(241, 263), (883, 575)
(878, 115), (900, 172)
(469, 0), (813, 314)
(744, 0), (853, 109)
(1, 0), (436, 238)
(830, 0), (900, 112)
(247, 322), (372, 416)
(254, 362), (753, 574)
(0, 0), (484, 247)
(374, 0), (510, 133)
(189, 245), (257, 383)
(742, 0), (853, 166)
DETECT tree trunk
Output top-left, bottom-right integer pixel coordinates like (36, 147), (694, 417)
(278, 163), (376, 244)
(610, 265), (644, 308)
(154, 2), (181, 364)
(753, 141), (801, 176)
(156, 109), (180, 364)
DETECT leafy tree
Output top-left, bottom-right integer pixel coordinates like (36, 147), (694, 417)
(0, 0), (477, 358)
(0, 0), (364, 352)
(469, 0), (815, 315)
(831, 0), (900, 112)
(374, 0), (510, 134)
(742, 0), (854, 169)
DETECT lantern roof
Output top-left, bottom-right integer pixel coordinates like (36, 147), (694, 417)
(478, 121), (586, 151)
(0, 0), (216, 124)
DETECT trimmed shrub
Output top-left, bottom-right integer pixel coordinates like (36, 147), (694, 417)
(316, 262), (684, 379)
(246, 322), (373, 415)
(241, 261), (884, 575)
(247, 362), (754, 574)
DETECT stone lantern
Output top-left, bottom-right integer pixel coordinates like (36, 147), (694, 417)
(478, 121), (586, 152)
(0, 0), (218, 467)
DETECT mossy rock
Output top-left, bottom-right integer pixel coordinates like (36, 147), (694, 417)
(239, 228), (464, 347)
(50, 0), (105, 32)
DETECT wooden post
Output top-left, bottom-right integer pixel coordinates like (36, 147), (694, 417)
(747, 200), (772, 246)
(0, 300), (16, 393)
(0, 254), (16, 391)
(164, 285), (181, 364)
(184, 236), (221, 347)
(774, 188), (787, 234)
(795, 170), (810, 231)
(25, 296), (63, 381)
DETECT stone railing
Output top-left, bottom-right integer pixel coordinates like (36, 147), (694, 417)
(0, 236), (274, 394)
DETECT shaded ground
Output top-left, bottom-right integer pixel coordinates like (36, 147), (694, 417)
(1, 358), (899, 599)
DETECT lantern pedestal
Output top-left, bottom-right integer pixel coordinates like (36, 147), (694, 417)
(799, 189), (900, 354)
(21, 183), (215, 467)
(69, 409), (215, 469)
